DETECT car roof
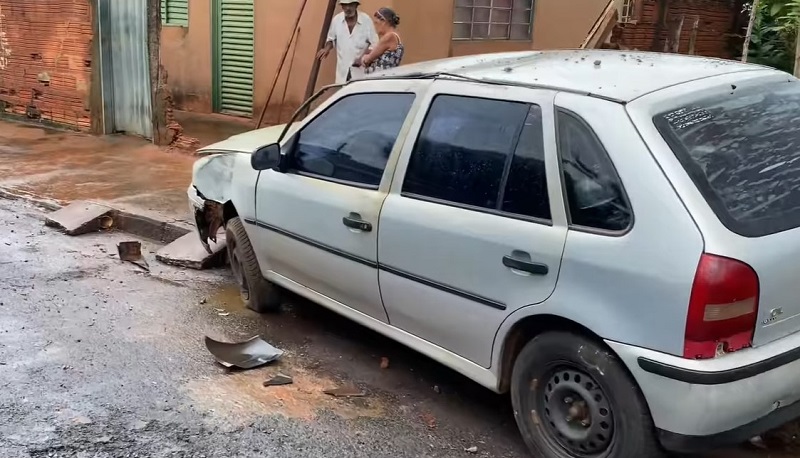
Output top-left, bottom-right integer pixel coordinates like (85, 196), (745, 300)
(370, 50), (774, 103)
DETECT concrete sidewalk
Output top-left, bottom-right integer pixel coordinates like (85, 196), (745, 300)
(0, 121), (196, 229)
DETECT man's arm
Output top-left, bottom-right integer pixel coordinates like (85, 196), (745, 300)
(317, 19), (337, 60)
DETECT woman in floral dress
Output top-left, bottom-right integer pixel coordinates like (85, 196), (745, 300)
(355, 7), (404, 74)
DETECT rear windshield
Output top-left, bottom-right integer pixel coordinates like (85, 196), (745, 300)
(654, 79), (800, 237)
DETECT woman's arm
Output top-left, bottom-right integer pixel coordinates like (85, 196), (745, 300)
(360, 33), (396, 66)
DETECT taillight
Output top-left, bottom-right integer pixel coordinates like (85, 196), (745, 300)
(684, 253), (759, 359)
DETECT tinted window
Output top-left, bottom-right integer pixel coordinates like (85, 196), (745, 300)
(655, 81), (800, 237)
(558, 111), (631, 231)
(403, 95), (550, 220)
(293, 93), (415, 187)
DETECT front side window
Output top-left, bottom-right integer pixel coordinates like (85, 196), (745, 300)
(292, 93), (415, 187)
(558, 111), (632, 232)
(655, 80), (800, 237)
(403, 95), (550, 221)
(452, 0), (534, 41)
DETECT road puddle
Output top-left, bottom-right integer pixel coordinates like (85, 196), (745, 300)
(205, 284), (247, 313)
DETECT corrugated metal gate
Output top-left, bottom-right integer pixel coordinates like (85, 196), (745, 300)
(214, 0), (255, 116)
(98, 0), (152, 138)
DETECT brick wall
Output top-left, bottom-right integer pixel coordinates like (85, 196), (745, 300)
(612, 0), (745, 59)
(0, 0), (93, 130)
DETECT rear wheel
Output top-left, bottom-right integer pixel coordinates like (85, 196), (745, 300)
(510, 332), (664, 458)
(225, 217), (281, 313)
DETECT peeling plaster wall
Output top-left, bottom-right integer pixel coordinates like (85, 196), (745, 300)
(0, 0), (93, 130)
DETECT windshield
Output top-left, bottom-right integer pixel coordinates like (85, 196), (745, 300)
(654, 79), (800, 237)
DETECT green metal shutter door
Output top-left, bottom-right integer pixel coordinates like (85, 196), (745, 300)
(217, 0), (254, 116)
(161, 0), (189, 26)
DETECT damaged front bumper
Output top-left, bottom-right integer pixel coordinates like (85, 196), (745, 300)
(188, 184), (224, 254)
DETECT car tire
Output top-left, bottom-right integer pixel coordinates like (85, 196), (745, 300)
(510, 332), (664, 458)
(225, 217), (281, 313)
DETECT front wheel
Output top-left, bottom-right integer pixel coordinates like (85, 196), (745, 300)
(510, 332), (664, 458)
(225, 217), (281, 313)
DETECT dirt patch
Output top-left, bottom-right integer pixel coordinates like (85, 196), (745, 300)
(184, 363), (386, 424)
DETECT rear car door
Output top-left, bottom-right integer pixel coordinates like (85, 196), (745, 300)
(378, 80), (568, 367)
(251, 81), (427, 322)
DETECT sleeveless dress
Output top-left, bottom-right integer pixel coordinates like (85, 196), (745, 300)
(366, 32), (404, 74)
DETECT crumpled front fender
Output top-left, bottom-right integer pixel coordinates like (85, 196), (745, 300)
(191, 152), (257, 253)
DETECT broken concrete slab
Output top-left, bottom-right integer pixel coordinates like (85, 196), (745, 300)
(155, 230), (226, 270)
(44, 201), (114, 236)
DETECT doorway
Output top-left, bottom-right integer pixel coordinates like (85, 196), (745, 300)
(97, 0), (153, 138)
(213, 0), (255, 116)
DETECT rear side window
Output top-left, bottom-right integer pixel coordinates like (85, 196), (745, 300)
(655, 81), (800, 237)
(402, 95), (550, 221)
(558, 111), (632, 232)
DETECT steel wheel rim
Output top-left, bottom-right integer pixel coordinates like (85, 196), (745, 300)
(540, 367), (615, 456)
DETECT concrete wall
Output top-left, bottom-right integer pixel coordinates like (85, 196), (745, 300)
(161, 0), (609, 124)
(0, 0), (93, 130)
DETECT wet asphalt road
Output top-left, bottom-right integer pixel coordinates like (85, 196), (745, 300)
(0, 197), (792, 458)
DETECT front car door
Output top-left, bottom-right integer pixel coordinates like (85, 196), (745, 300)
(250, 80), (428, 323)
(378, 80), (568, 367)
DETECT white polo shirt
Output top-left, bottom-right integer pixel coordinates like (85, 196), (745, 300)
(326, 11), (379, 84)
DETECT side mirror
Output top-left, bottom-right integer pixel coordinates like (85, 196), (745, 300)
(251, 143), (282, 171)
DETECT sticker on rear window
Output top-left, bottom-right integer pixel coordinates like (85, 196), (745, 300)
(663, 107), (713, 130)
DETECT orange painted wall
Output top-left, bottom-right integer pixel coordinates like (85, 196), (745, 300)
(160, 0), (213, 113)
(161, 0), (608, 123)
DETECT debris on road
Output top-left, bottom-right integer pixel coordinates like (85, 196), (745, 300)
(323, 386), (366, 398)
(433, 385), (441, 394)
(420, 412), (437, 429)
(156, 230), (226, 270)
(465, 446), (478, 453)
(73, 415), (93, 425)
(204, 335), (283, 370)
(380, 357), (390, 369)
(131, 420), (149, 431)
(44, 201), (114, 236)
(749, 436), (767, 449)
(263, 373), (294, 387)
(117, 241), (149, 271)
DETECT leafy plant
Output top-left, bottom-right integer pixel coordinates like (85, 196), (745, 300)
(747, 0), (799, 73)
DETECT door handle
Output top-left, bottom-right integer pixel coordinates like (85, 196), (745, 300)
(342, 213), (373, 232)
(503, 255), (548, 276)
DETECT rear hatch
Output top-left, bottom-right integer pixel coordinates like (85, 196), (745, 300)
(653, 77), (800, 347)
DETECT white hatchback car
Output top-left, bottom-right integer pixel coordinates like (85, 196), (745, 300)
(190, 50), (800, 458)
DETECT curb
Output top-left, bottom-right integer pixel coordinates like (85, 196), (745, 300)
(0, 187), (192, 245)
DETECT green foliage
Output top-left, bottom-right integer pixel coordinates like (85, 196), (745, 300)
(748, 0), (799, 73)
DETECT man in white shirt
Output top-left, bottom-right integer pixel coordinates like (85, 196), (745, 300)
(316, 0), (379, 84)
